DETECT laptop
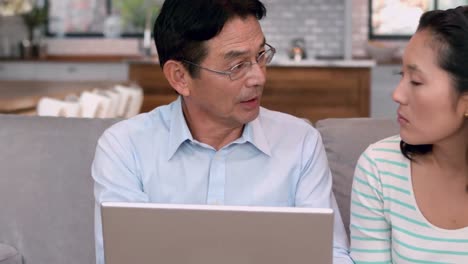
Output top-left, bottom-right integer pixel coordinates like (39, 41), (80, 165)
(101, 202), (334, 264)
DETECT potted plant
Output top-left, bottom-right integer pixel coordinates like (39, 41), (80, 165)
(21, 0), (48, 44)
(113, 0), (160, 33)
(0, 0), (48, 58)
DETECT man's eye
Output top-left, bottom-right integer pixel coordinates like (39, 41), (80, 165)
(257, 50), (266, 59)
(231, 63), (248, 72)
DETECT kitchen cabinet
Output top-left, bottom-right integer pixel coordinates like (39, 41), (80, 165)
(128, 60), (374, 123)
(0, 61), (128, 81)
(370, 65), (400, 118)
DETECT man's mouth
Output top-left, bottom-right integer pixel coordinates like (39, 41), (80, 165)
(241, 97), (257, 103)
(240, 97), (260, 109)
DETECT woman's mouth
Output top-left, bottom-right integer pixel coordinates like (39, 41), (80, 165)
(397, 112), (409, 125)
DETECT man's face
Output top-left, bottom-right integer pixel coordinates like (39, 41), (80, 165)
(183, 15), (267, 128)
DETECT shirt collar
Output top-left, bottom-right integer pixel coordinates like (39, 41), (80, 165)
(240, 115), (272, 157)
(167, 97), (193, 160)
(167, 98), (272, 159)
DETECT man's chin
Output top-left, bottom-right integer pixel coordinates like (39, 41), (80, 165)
(241, 108), (260, 124)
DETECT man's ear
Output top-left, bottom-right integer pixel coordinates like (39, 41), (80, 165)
(163, 60), (191, 96)
(462, 92), (468, 117)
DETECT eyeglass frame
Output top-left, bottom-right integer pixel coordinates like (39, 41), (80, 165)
(181, 43), (276, 81)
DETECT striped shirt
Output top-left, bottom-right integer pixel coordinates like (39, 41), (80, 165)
(350, 135), (468, 264)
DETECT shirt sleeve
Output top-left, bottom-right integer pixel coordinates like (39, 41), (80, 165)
(295, 130), (353, 264)
(350, 145), (391, 263)
(92, 128), (150, 264)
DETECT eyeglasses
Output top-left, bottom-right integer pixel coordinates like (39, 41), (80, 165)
(182, 43), (276, 81)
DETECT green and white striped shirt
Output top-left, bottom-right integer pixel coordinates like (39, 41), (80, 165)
(350, 135), (468, 264)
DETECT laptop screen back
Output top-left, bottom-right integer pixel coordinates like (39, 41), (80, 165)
(101, 202), (334, 264)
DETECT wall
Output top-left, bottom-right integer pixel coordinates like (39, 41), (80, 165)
(0, 16), (28, 57)
(352, 0), (369, 57)
(0, 1), (400, 58)
(261, 0), (345, 58)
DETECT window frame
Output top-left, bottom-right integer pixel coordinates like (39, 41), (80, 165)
(45, 0), (150, 38)
(368, 0), (440, 40)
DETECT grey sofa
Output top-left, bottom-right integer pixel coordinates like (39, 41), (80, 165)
(0, 114), (398, 264)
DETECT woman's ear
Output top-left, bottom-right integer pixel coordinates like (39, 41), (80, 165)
(163, 60), (191, 96)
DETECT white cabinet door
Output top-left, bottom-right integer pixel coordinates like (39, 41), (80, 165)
(0, 62), (128, 81)
(0, 62), (39, 80)
(371, 65), (400, 118)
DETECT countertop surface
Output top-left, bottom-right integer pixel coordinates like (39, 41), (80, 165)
(126, 56), (376, 68)
(269, 57), (376, 68)
(1, 55), (377, 68)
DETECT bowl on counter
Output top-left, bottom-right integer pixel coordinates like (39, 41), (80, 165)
(365, 42), (400, 63)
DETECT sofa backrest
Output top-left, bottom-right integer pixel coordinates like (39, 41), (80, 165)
(0, 115), (120, 264)
(316, 118), (399, 237)
(0, 115), (399, 263)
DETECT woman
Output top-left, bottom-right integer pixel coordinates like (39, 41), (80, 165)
(350, 6), (468, 263)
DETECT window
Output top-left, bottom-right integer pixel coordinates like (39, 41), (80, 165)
(438, 0), (468, 8)
(369, 0), (468, 39)
(46, 0), (160, 37)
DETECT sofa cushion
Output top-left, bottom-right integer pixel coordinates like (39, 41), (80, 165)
(0, 115), (121, 264)
(0, 244), (21, 264)
(316, 118), (399, 237)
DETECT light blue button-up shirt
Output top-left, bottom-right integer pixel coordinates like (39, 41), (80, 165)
(92, 97), (352, 264)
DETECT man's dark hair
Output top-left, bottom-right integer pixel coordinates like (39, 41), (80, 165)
(153, 0), (266, 77)
(401, 6), (468, 160)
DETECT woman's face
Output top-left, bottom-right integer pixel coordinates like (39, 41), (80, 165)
(392, 29), (468, 145)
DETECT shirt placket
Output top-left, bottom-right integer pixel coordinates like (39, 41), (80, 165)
(206, 150), (226, 205)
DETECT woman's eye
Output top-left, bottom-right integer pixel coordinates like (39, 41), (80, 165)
(410, 81), (422, 86)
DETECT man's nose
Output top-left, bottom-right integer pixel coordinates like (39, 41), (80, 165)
(245, 63), (266, 87)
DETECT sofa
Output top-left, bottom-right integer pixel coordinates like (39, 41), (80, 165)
(0, 114), (398, 264)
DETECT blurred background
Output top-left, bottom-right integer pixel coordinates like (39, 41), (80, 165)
(0, 0), (467, 120)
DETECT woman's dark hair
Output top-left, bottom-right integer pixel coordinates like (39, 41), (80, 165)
(153, 0), (266, 77)
(401, 6), (468, 160)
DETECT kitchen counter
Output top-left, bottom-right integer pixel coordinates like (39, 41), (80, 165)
(0, 55), (141, 63)
(269, 57), (375, 68)
(1, 55), (377, 68)
(127, 57), (376, 68)
(128, 59), (374, 122)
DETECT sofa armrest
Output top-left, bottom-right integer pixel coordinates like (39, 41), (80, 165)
(0, 244), (21, 264)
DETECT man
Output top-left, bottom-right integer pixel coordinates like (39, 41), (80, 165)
(92, 0), (352, 263)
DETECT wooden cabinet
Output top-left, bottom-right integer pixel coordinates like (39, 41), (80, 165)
(128, 63), (178, 113)
(263, 66), (370, 122)
(129, 62), (371, 122)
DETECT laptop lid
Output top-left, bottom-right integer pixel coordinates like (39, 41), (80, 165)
(101, 202), (334, 264)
